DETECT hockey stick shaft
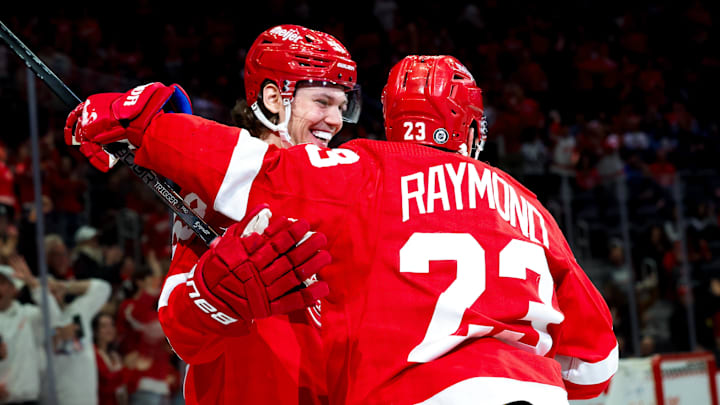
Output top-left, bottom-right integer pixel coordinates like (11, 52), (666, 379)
(0, 21), (81, 106)
(0, 19), (219, 245)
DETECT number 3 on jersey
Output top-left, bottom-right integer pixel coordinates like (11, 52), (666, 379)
(400, 233), (564, 363)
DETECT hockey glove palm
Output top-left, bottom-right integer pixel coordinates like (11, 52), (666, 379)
(187, 205), (330, 335)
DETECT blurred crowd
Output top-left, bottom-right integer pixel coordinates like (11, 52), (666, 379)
(1, 0), (720, 403)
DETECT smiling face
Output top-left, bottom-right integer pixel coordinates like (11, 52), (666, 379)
(286, 85), (347, 147)
(260, 84), (348, 149)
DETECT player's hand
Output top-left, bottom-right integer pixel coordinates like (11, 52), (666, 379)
(75, 141), (117, 172)
(64, 82), (192, 170)
(188, 204), (330, 335)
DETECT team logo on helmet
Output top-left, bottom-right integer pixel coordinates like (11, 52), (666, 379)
(433, 128), (450, 144)
(269, 26), (302, 43)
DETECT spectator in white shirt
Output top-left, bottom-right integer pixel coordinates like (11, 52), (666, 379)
(47, 277), (111, 405)
(0, 256), (62, 405)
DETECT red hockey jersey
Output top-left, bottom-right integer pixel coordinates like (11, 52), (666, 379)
(157, 176), (327, 404)
(142, 114), (617, 405)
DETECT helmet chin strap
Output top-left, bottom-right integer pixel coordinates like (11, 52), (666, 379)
(473, 138), (486, 159)
(468, 126), (485, 160)
(460, 142), (482, 159)
(251, 98), (294, 145)
(458, 127), (483, 159)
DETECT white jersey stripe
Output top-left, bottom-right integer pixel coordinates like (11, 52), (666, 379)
(556, 343), (619, 385)
(159, 272), (189, 309)
(214, 128), (268, 221)
(415, 376), (569, 405)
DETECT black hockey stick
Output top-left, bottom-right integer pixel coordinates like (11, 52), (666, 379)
(0, 19), (220, 245)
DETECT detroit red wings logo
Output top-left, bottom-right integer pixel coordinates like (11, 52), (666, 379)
(307, 300), (321, 328)
(172, 193), (207, 252)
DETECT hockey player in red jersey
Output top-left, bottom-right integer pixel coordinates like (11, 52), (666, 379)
(65, 24), (360, 404)
(159, 25), (358, 405)
(66, 55), (617, 404)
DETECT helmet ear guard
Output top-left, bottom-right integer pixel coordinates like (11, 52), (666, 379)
(382, 55), (486, 158)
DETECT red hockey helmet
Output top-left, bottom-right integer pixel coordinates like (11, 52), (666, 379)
(382, 55), (487, 157)
(244, 25), (361, 123)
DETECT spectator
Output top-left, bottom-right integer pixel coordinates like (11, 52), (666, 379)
(0, 142), (18, 222)
(116, 266), (177, 405)
(638, 284), (674, 355)
(574, 151), (601, 191)
(688, 200), (719, 239)
(93, 312), (128, 405)
(636, 225), (674, 298)
(12, 137), (55, 221)
(139, 202), (171, 264)
(115, 266), (163, 355)
(519, 127), (549, 202)
(44, 234), (73, 280)
(547, 112), (577, 197)
(0, 210), (18, 262)
(71, 226), (101, 279)
(596, 133), (624, 185)
(46, 155), (87, 245)
(0, 256), (62, 405)
(71, 226), (123, 283)
(16, 195), (54, 274)
(648, 147), (676, 189)
(602, 280), (633, 358)
(47, 277), (112, 405)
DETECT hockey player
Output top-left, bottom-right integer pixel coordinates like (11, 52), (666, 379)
(66, 24), (360, 404)
(66, 55), (617, 404)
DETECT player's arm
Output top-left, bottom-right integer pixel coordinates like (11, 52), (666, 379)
(64, 83), (269, 220)
(157, 204), (331, 364)
(140, 116), (367, 230)
(135, 113), (262, 219)
(158, 240), (226, 364)
(551, 243), (619, 400)
(64, 83), (363, 224)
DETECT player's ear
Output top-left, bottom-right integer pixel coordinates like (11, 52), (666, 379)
(261, 83), (283, 114)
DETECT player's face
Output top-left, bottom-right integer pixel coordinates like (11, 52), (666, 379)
(287, 86), (347, 147)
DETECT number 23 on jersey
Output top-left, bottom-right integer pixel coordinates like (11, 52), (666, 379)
(400, 233), (565, 363)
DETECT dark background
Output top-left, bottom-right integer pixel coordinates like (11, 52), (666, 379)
(1, 0), (719, 361)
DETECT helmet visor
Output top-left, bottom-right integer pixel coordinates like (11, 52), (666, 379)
(296, 81), (362, 124)
(342, 84), (362, 123)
